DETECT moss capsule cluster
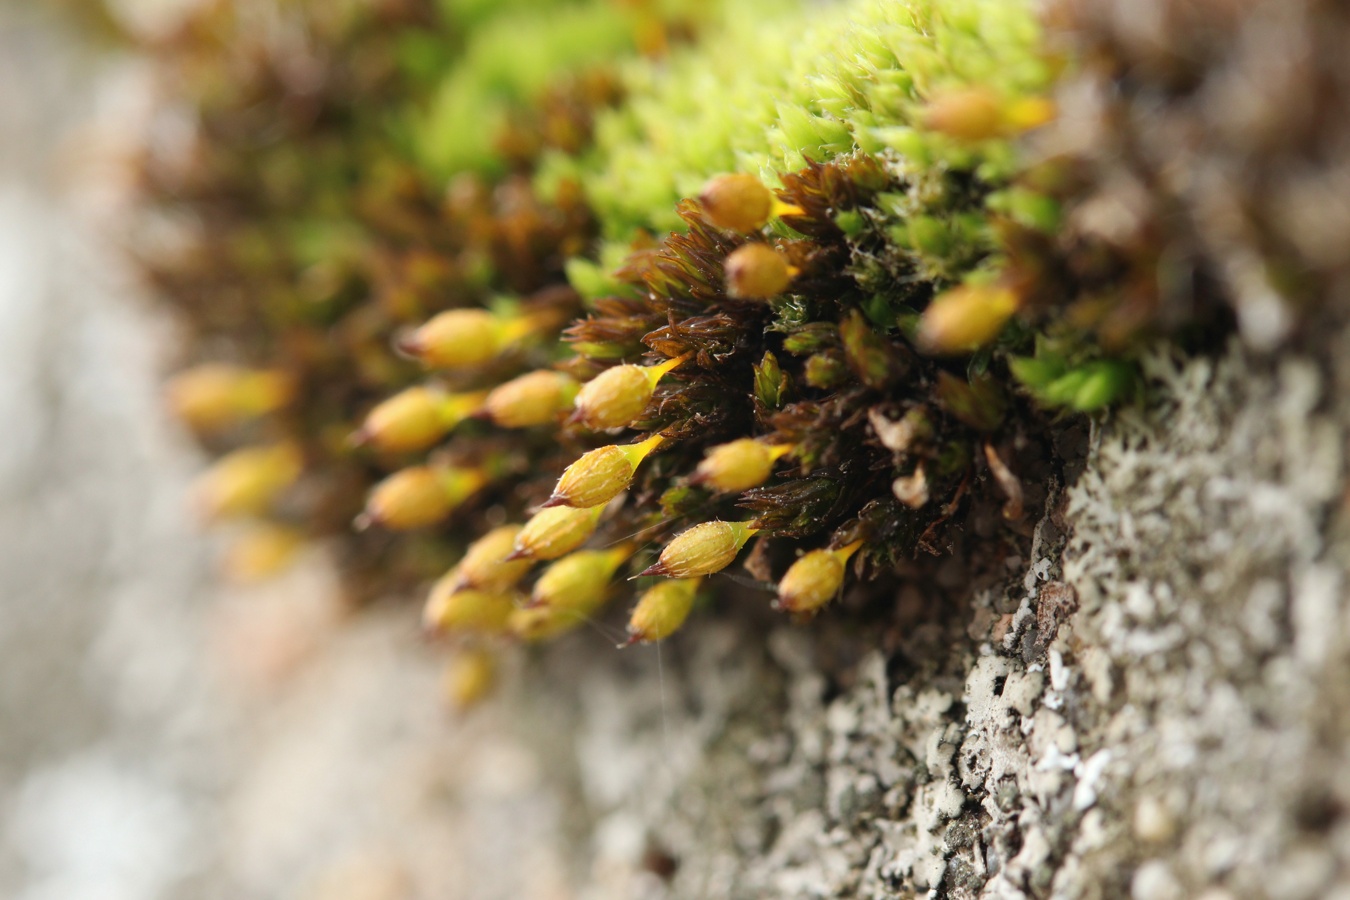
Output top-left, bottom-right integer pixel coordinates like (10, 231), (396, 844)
(140, 0), (693, 604)
(128, 0), (1326, 700)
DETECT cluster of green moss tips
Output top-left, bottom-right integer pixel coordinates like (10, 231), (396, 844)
(132, 0), (1313, 704)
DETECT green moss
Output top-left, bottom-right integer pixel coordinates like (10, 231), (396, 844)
(413, 1), (661, 179)
(538, 0), (1051, 245)
(139, 0), (1258, 644)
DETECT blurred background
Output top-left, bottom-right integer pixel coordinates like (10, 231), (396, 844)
(0, 5), (562, 898)
(0, 4), (230, 896)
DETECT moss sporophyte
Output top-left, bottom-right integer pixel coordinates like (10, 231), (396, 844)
(144, 0), (1280, 705)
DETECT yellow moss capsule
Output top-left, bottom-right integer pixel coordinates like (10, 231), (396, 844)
(167, 364), (294, 432)
(626, 577), (701, 645)
(422, 583), (516, 634)
(443, 648), (496, 710)
(220, 522), (304, 583)
(451, 524), (533, 592)
(531, 545), (633, 614)
(545, 433), (664, 509)
(699, 173), (774, 233)
(917, 284), (1019, 354)
(508, 605), (581, 642)
(1004, 96), (1056, 132)
(361, 468), (450, 530)
(692, 439), (792, 493)
(402, 309), (536, 370)
(776, 539), (864, 615)
(359, 466), (486, 530)
(640, 520), (759, 578)
(403, 309), (499, 368)
(510, 504), (606, 561)
(922, 87), (1006, 142)
(196, 442), (304, 521)
(356, 387), (442, 453)
(353, 386), (484, 453)
(724, 243), (792, 299)
(484, 370), (579, 428)
(572, 355), (688, 430)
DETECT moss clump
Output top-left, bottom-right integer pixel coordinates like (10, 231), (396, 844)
(134, 0), (689, 597)
(126, 0), (1335, 698)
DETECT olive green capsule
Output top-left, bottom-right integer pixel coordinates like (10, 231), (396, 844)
(692, 438), (792, 493)
(196, 442), (304, 521)
(358, 465), (486, 531)
(699, 173), (773, 233)
(442, 647), (496, 710)
(625, 577), (701, 645)
(401, 309), (537, 370)
(917, 283), (1019, 354)
(572, 355), (688, 431)
(724, 243), (793, 299)
(530, 544), (634, 613)
(353, 386), (485, 454)
(508, 605), (581, 643)
(640, 520), (759, 578)
(776, 539), (863, 614)
(167, 364), (294, 433)
(509, 504), (606, 561)
(484, 370), (579, 428)
(450, 524), (534, 592)
(545, 433), (664, 509)
(422, 582), (516, 634)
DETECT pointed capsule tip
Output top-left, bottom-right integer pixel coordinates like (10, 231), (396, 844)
(503, 547), (532, 563)
(539, 494), (569, 509)
(636, 562), (669, 578)
(394, 333), (425, 358)
(649, 352), (692, 382)
(352, 512), (375, 532)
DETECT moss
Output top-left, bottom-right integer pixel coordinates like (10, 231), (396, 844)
(134, 0), (679, 596)
(128, 0), (1332, 665)
(539, 0), (1051, 241)
(411, 0), (646, 178)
